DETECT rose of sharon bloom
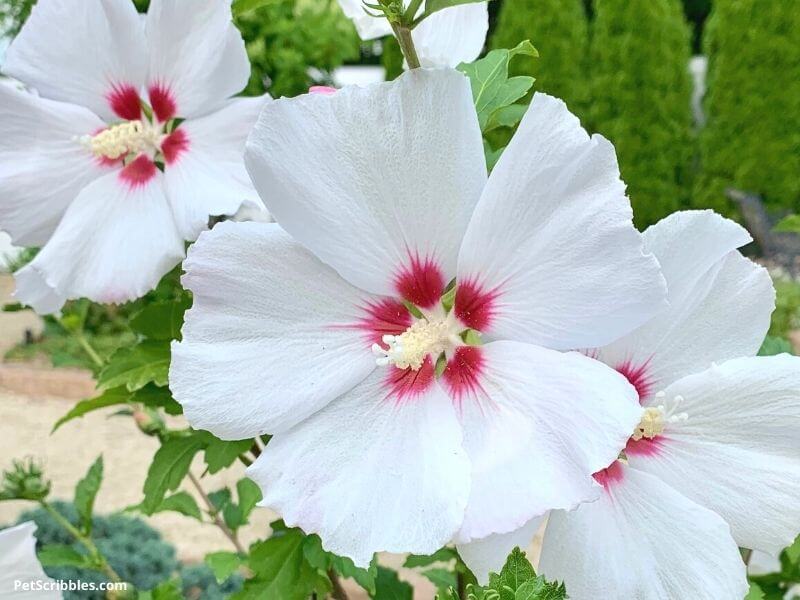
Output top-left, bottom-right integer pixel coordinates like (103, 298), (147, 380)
(337, 0), (488, 68)
(0, 522), (61, 598)
(0, 0), (267, 314)
(459, 211), (800, 600)
(170, 68), (668, 565)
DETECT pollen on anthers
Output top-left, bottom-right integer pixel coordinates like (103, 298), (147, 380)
(372, 312), (463, 371)
(79, 119), (165, 161)
(631, 391), (689, 441)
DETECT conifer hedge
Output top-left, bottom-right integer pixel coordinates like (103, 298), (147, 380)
(696, 0), (800, 216)
(489, 0), (588, 113)
(587, 0), (694, 228)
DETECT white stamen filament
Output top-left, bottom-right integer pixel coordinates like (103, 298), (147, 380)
(631, 391), (689, 441)
(372, 317), (458, 370)
(81, 120), (164, 160)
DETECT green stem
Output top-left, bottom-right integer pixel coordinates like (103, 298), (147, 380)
(75, 331), (104, 369)
(403, 0), (423, 21)
(391, 22), (421, 69)
(187, 471), (247, 554)
(40, 501), (122, 583)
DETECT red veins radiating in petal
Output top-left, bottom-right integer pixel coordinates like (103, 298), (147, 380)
(443, 346), (485, 406)
(454, 278), (498, 332)
(592, 461), (625, 490)
(119, 155), (158, 189)
(394, 253), (445, 310)
(107, 84), (141, 120)
(343, 298), (411, 346)
(625, 435), (663, 457)
(615, 358), (655, 404)
(384, 356), (435, 403)
(148, 83), (177, 122)
(161, 129), (189, 165)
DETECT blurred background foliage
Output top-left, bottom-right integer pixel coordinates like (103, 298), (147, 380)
(9, 502), (243, 599)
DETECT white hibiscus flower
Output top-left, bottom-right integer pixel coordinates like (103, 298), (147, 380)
(337, 0), (489, 68)
(170, 68), (668, 566)
(0, 522), (61, 598)
(0, 0), (268, 314)
(459, 210), (800, 599)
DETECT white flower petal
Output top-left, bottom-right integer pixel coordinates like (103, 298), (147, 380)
(13, 265), (68, 315)
(455, 341), (642, 542)
(164, 96), (269, 240)
(598, 210), (774, 397)
(3, 0), (146, 121)
(0, 522), (61, 598)
(336, 0), (392, 39)
(457, 515), (543, 585)
(248, 369), (470, 567)
(413, 3), (489, 68)
(628, 355), (800, 555)
(456, 93), (666, 348)
(145, 0), (250, 119)
(172, 221), (379, 439)
(539, 464), (749, 600)
(0, 85), (107, 247)
(15, 168), (184, 313)
(245, 68), (486, 302)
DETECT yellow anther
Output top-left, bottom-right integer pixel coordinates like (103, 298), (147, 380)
(85, 120), (163, 160)
(372, 318), (453, 371)
(631, 407), (665, 441)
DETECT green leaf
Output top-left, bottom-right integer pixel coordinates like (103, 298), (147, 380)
(136, 384), (183, 415)
(515, 578), (567, 600)
(458, 40), (538, 132)
(203, 434), (253, 474)
(419, 0), (490, 21)
(302, 534), (378, 595)
(235, 529), (321, 600)
(206, 551), (243, 584)
(141, 434), (205, 514)
(98, 340), (170, 392)
(372, 567), (413, 600)
(420, 567), (457, 595)
(38, 545), (92, 568)
(485, 103), (528, 133)
(74, 456), (103, 534)
(490, 547), (535, 592)
(404, 547), (459, 568)
(758, 335), (794, 356)
(774, 215), (800, 233)
(153, 490), (202, 520)
(483, 139), (505, 171)
(130, 296), (192, 341)
(208, 487), (232, 512)
(52, 387), (133, 432)
(237, 478), (262, 521)
(784, 535), (800, 564)
(744, 582), (765, 600)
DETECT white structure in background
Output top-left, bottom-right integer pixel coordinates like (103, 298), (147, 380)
(689, 55), (708, 129)
(333, 64), (385, 87)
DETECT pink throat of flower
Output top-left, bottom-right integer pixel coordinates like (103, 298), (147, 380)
(344, 255), (497, 404)
(614, 357), (655, 404)
(593, 461), (625, 490)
